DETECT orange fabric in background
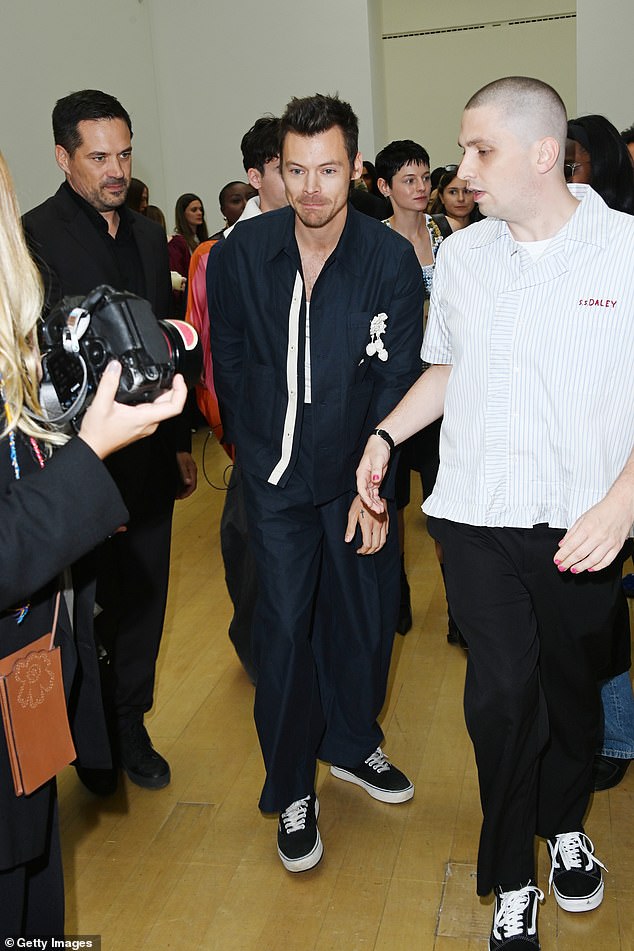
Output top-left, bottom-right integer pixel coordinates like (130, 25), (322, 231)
(185, 238), (234, 459)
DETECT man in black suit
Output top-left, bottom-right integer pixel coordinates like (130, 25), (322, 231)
(23, 89), (197, 792)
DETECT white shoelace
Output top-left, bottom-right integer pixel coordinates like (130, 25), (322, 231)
(493, 885), (543, 940)
(365, 748), (391, 774)
(548, 832), (607, 893)
(280, 796), (311, 833)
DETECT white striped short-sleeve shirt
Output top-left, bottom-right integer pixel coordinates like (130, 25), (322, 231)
(421, 184), (634, 530)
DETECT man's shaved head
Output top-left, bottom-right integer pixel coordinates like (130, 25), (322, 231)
(466, 76), (568, 159)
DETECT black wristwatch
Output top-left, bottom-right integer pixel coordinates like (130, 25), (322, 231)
(371, 428), (395, 453)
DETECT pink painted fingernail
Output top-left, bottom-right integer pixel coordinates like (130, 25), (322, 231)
(372, 475), (380, 482)
(570, 567), (578, 574)
(557, 564), (566, 572)
(554, 558), (561, 566)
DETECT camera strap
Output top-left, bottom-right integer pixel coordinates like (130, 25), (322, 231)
(63, 305), (92, 354)
(26, 354), (89, 429)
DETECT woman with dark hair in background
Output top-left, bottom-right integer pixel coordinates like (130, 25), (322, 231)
(374, 139), (463, 644)
(566, 115), (634, 213)
(566, 114), (634, 792)
(429, 166), (481, 235)
(168, 193), (209, 315)
(145, 204), (166, 231)
(209, 181), (255, 239)
(0, 152), (186, 938)
(361, 160), (380, 197)
(125, 177), (149, 214)
(351, 160), (391, 220)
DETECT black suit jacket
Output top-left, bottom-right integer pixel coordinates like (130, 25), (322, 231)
(23, 184), (186, 505)
(23, 183), (171, 318)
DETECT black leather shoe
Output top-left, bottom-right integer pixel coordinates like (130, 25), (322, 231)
(119, 721), (171, 790)
(75, 764), (118, 796)
(592, 754), (631, 791)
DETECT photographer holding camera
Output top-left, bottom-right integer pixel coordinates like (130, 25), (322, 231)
(23, 89), (197, 794)
(0, 150), (187, 938)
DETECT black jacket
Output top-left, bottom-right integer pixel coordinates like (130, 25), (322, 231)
(210, 204), (424, 504)
(23, 183), (171, 319)
(23, 182), (187, 504)
(0, 435), (126, 870)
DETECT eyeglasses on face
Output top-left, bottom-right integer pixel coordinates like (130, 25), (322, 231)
(564, 161), (587, 180)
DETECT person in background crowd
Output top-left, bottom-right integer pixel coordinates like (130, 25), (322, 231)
(565, 113), (634, 792)
(168, 192), (209, 315)
(361, 160), (380, 196)
(125, 177), (149, 214)
(620, 122), (634, 164)
(375, 140), (463, 645)
(209, 181), (256, 238)
(145, 204), (166, 231)
(429, 165), (482, 235)
(194, 116), (288, 682)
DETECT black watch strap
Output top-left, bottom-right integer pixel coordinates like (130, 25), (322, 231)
(372, 428), (395, 452)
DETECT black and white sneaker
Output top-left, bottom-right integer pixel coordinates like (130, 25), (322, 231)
(330, 747), (414, 803)
(548, 831), (606, 912)
(277, 795), (323, 873)
(489, 884), (543, 950)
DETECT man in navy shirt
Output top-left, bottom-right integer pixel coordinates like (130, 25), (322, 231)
(211, 94), (424, 872)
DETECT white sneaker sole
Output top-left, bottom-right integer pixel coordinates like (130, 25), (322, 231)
(277, 797), (322, 873)
(553, 878), (604, 912)
(330, 765), (414, 803)
(278, 831), (323, 873)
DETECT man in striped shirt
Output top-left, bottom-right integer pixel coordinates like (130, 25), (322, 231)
(357, 76), (634, 950)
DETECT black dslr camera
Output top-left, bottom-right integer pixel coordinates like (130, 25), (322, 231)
(39, 285), (202, 428)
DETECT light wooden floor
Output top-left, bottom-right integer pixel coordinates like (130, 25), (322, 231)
(58, 430), (634, 950)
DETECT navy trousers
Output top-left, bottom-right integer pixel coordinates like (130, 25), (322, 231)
(429, 518), (627, 895)
(242, 437), (399, 813)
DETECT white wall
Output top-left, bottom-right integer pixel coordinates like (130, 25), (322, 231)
(0, 0), (380, 233)
(378, 1), (577, 168)
(2, 0), (629, 231)
(576, 0), (634, 131)
(0, 0), (164, 214)
(147, 0), (381, 233)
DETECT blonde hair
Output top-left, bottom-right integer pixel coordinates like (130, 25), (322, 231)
(0, 151), (66, 447)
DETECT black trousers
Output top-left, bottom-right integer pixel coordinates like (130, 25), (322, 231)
(0, 796), (63, 939)
(428, 518), (627, 896)
(242, 460), (399, 813)
(95, 498), (174, 728)
(220, 463), (258, 683)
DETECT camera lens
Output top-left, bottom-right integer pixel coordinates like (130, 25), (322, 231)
(158, 319), (202, 389)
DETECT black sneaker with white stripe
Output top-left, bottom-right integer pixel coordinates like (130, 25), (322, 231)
(548, 831), (606, 912)
(489, 884), (543, 950)
(277, 794), (323, 872)
(330, 747), (414, 803)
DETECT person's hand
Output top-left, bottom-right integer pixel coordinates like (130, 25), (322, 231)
(171, 271), (186, 293)
(175, 451), (198, 499)
(356, 435), (391, 513)
(554, 493), (634, 573)
(78, 361), (188, 459)
(344, 494), (389, 554)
